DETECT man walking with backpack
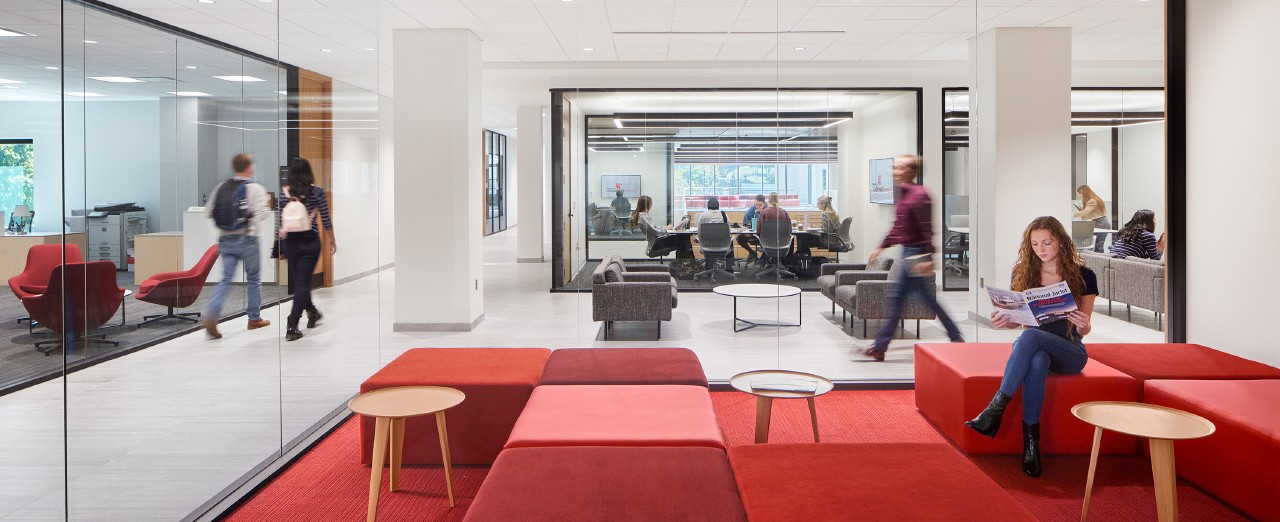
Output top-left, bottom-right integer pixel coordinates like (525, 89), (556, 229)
(203, 153), (271, 339)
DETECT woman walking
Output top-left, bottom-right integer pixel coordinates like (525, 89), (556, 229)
(965, 216), (1097, 477)
(278, 158), (336, 341)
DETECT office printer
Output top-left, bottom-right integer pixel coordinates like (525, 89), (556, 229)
(73, 204), (148, 270)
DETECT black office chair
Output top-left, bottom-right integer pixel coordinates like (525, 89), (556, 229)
(824, 217), (855, 262)
(755, 220), (796, 279)
(693, 221), (735, 281)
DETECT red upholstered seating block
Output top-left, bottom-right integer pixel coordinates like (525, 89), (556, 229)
(505, 384), (724, 449)
(359, 347), (550, 465)
(915, 343), (1138, 455)
(729, 443), (1036, 521)
(1144, 379), (1280, 522)
(538, 347), (708, 386)
(1087, 344), (1280, 395)
(464, 446), (746, 522)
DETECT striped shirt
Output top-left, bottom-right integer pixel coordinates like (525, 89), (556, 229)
(277, 185), (333, 233)
(1109, 230), (1161, 260)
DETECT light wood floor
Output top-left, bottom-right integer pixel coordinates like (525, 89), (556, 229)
(0, 228), (1164, 520)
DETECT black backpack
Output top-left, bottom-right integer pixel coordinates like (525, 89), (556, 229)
(212, 178), (251, 231)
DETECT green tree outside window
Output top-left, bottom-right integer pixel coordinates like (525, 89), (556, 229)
(0, 142), (35, 219)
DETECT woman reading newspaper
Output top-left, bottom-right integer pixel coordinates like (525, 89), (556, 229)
(965, 216), (1098, 478)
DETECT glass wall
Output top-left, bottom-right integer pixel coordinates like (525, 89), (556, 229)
(0, 0), (385, 518)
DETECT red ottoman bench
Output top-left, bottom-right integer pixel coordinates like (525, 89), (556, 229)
(1088, 344), (1280, 397)
(464, 446), (746, 522)
(505, 385), (724, 449)
(915, 343), (1138, 454)
(1144, 379), (1280, 522)
(359, 347), (550, 465)
(729, 443), (1036, 521)
(538, 347), (708, 386)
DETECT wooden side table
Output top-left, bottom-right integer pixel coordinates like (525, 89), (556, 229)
(348, 386), (466, 522)
(1072, 401), (1215, 522)
(730, 370), (834, 443)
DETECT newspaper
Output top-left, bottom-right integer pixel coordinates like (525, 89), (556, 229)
(750, 378), (818, 393)
(986, 281), (1077, 327)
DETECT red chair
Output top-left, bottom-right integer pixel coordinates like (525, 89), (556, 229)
(9, 243), (82, 330)
(21, 261), (125, 355)
(135, 245), (219, 327)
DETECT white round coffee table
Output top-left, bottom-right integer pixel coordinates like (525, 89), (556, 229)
(713, 283), (802, 332)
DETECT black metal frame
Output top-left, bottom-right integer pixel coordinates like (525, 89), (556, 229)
(1165, 0), (1187, 342)
(138, 306), (202, 328)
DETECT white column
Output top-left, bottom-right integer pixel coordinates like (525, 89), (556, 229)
(1185, 0), (1280, 365)
(969, 28), (1072, 318)
(516, 105), (544, 262)
(392, 28), (483, 331)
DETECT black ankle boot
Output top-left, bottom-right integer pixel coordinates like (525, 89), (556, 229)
(306, 308), (323, 329)
(1022, 422), (1042, 477)
(286, 319), (304, 341)
(965, 391), (1012, 438)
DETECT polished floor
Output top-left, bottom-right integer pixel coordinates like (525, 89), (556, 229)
(0, 227), (1163, 520)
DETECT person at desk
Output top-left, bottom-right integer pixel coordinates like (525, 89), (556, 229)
(1072, 184), (1111, 252)
(796, 195), (840, 256)
(1109, 209), (1165, 260)
(695, 197), (734, 273)
(736, 194), (767, 261)
(631, 195), (691, 259)
(759, 192), (790, 223)
(610, 189), (631, 221)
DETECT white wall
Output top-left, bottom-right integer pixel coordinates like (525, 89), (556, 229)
(0, 101), (62, 232)
(588, 144), (669, 224)
(378, 95), (396, 267)
(330, 79), (384, 282)
(1185, 0), (1277, 364)
(1084, 129), (1113, 209)
(855, 92), (919, 259)
(1118, 121), (1165, 233)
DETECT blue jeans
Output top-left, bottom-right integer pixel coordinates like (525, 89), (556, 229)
(873, 247), (963, 350)
(999, 329), (1088, 424)
(206, 234), (262, 321)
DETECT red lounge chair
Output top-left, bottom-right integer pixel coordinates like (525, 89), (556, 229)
(21, 261), (125, 355)
(135, 245), (219, 327)
(8, 243), (82, 330)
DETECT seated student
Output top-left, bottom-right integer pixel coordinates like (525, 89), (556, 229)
(796, 195), (840, 256)
(695, 197), (734, 273)
(759, 192), (791, 223)
(610, 189), (631, 223)
(1109, 209), (1165, 260)
(631, 195), (692, 258)
(736, 194), (767, 260)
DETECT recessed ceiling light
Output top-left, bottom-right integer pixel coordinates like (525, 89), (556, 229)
(277, 90), (287, 95)
(45, 66), (58, 70)
(560, 0), (572, 2)
(794, 47), (805, 50)
(83, 40), (97, 44)
(0, 27), (37, 37)
(185, 66), (197, 69)
(321, 49), (332, 52)
(90, 76), (145, 83)
(364, 48), (374, 51)
(213, 75), (265, 82)
(258, 0), (273, 2)
(198, 0), (215, 3)
(0, 78), (25, 84)
(583, 47), (594, 51)
(166, 91), (211, 97)
(152, 50), (165, 54)
(67, 92), (104, 97)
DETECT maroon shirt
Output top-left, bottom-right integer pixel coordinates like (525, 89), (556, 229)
(759, 205), (791, 223)
(880, 182), (934, 253)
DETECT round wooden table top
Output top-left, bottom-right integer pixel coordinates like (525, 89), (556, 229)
(713, 283), (802, 299)
(348, 386), (465, 419)
(730, 370), (835, 399)
(1072, 401), (1215, 440)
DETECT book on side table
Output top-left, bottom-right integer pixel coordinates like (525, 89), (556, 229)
(751, 378), (819, 393)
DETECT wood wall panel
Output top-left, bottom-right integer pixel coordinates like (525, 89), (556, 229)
(297, 68), (334, 288)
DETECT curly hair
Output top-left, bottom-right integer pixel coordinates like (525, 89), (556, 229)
(1011, 216), (1086, 299)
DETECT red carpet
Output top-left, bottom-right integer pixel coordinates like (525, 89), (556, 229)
(227, 390), (1246, 521)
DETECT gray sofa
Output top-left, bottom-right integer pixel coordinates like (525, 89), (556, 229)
(591, 257), (678, 339)
(1078, 251), (1165, 329)
(817, 259), (894, 314)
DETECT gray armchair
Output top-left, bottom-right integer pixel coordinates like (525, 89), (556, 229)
(1110, 256), (1165, 329)
(834, 260), (937, 338)
(592, 259), (677, 340)
(1078, 251), (1114, 313)
(817, 258), (893, 315)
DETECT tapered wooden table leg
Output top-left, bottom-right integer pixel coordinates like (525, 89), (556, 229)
(436, 411), (456, 507)
(1149, 438), (1178, 522)
(806, 396), (820, 442)
(389, 417), (405, 491)
(367, 417), (390, 522)
(1080, 426), (1103, 522)
(754, 396), (774, 443)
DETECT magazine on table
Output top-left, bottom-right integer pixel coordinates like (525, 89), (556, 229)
(986, 281), (1077, 327)
(750, 378), (818, 393)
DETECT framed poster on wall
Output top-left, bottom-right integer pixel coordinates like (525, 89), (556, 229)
(601, 174), (642, 198)
(869, 158), (895, 205)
